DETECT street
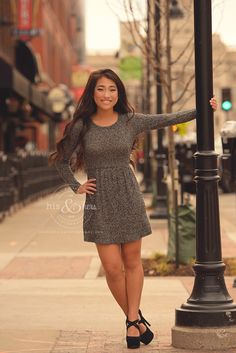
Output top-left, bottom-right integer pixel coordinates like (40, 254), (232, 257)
(0, 178), (236, 352)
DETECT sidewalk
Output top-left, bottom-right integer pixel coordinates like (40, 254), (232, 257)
(0, 173), (236, 352)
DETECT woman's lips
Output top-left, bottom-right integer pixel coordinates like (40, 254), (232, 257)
(101, 100), (112, 104)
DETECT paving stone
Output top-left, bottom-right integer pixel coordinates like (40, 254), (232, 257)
(0, 256), (92, 279)
(50, 330), (91, 353)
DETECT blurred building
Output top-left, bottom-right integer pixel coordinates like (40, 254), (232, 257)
(119, 21), (143, 112)
(145, 0), (236, 140)
(102, 0), (236, 156)
(86, 21), (143, 112)
(0, 0), (85, 154)
(168, 0), (236, 138)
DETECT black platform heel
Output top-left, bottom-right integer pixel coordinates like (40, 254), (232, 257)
(126, 318), (140, 349)
(138, 309), (154, 345)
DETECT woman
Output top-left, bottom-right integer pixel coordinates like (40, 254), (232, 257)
(49, 69), (217, 349)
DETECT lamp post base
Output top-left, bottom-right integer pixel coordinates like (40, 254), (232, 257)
(176, 305), (236, 327)
(172, 325), (236, 350)
(175, 261), (236, 327)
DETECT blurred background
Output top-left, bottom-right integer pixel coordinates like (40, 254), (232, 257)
(0, 0), (236, 219)
(1, 4), (236, 351)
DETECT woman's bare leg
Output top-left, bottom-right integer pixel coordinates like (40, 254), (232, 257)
(95, 241), (147, 336)
(121, 239), (144, 337)
(95, 243), (128, 315)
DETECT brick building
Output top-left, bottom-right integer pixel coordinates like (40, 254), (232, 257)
(0, 0), (85, 153)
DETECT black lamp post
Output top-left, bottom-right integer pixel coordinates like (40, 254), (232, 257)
(175, 0), (236, 329)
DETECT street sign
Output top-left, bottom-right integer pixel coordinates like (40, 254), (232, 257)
(12, 28), (42, 38)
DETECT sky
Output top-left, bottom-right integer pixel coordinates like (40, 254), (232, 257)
(85, 0), (236, 54)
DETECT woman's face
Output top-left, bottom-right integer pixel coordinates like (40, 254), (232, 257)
(93, 76), (118, 111)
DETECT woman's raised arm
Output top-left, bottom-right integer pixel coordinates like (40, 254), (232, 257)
(131, 96), (217, 135)
(131, 109), (196, 135)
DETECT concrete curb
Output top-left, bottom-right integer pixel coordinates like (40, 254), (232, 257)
(172, 326), (236, 350)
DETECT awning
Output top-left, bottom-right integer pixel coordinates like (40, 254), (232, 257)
(30, 84), (54, 117)
(0, 57), (54, 118)
(0, 57), (30, 100)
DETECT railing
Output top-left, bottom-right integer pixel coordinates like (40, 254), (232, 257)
(0, 151), (63, 221)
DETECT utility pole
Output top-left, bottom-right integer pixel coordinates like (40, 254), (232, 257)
(150, 0), (168, 219)
(142, 0), (153, 193)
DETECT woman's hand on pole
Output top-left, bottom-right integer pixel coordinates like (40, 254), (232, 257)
(209, 96), (217, 111)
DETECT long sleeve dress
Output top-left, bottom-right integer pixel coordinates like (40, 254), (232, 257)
(55, 109), (196, 244)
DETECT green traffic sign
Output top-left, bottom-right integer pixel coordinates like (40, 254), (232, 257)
(221, 100), (232, 111)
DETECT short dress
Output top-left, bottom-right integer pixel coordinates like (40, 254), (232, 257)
(55, 109), (196, 244)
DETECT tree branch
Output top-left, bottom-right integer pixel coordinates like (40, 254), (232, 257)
(171, 34), (194, 65)
(172, 72), (195, 105)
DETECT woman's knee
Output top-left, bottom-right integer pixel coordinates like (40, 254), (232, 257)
(103, 262), (124, 279)
(95, 243), (124, 279)
(123, 257), (142, 271)
(121, 240), (142, 270)
(122, 250), (142, 271)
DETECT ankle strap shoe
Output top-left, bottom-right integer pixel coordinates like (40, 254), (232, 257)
(138, 309), (154, 345)
(126, 318), (140, 349)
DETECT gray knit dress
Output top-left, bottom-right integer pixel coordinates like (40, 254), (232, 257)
(56, 109), (196, 244)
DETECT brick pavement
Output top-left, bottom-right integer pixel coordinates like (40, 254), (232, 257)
(50, 330), (161, 353)
(49, 329), (236, 353)
(1, 329), (236, 353)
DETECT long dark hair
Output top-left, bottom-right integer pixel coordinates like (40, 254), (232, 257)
(49, 68), (141, 171)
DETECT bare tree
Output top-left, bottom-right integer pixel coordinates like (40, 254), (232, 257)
(108, 0), (195, 209)
(107, 0), (223, 210)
